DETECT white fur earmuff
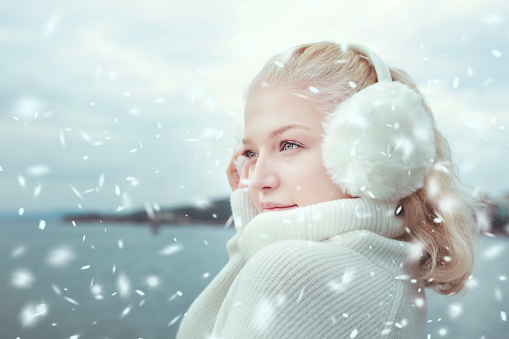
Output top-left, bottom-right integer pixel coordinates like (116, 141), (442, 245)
(321, 80), (436, 201)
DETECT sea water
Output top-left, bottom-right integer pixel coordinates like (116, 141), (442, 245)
(0, 219), (233, 339)
(0, 219), (507, 338)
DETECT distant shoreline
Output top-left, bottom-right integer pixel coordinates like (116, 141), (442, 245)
(61, 197), (232, 228)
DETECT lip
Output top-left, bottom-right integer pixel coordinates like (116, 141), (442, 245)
(260, 202), (298, 213)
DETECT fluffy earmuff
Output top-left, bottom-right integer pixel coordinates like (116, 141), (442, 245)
(321, 79), (436, 201)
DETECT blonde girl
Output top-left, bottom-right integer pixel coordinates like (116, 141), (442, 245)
(176, 41), (479, 339)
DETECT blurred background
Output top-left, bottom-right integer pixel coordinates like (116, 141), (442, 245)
(1, 0), (508, 338)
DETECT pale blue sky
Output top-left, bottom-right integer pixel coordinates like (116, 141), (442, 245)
(1, 0), (508, 213)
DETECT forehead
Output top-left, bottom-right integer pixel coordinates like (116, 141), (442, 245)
(244, 87), (324, 130)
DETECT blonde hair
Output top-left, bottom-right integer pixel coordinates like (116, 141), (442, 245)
(246, 41), (480, 295)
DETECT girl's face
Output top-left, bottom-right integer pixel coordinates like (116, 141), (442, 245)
(242, 87), (352, 213)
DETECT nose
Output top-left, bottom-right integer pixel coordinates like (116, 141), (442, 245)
(249, 156), (279, 192)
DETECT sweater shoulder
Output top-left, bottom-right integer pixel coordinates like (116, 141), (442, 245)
(325, 230), (422, 278)
(246, 237), (371, 272)
(243, 236), (398, 291)
(219, 238), (398, 338)
(247, 230), (416, 277)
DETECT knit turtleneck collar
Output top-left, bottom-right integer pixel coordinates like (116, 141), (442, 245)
(237, 197), (405, 260)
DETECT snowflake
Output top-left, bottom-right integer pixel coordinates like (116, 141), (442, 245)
(11, 269), (35, 289)
(19, 302), (48, 328)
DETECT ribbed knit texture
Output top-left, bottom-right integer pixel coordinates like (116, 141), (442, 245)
(176, 189), (427, 339)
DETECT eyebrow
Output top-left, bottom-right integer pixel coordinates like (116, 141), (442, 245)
(242, 124), (311, 145)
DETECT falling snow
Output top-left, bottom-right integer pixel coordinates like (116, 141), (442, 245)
(98, 173), (105, 189)
(452, 77), (459, 89)
(18, 302), (48, 328)
(252, 298), (274, 331)
(448, 304), (463, 318)
(46, 247), (75, 268)
(26, 165), (51, 176)
(69, 185), (84, 200)
(90, 283), (104, 300)
(495, 288), (502, 302)
(64, 296), (80, 305)
(482, 245), (505, 259)
(117, 272), (131, 298)
(158, 244), (183, 256)
(329, 269), (355, 292)
(120, 305), (132, 318)
(465, 276), (479, 289)
(11, 246), (26, 258)
(415, 298), (425, 307)
(491, 49), (502, 58)
(11, 269), (35, 289)
(146, 275), (160, 288)
(59, 130), (66, 147)
(33, 183), (42, 198)
(168, 314), (182, 327)
(308, 86), (319, 93)
(52, 284), (62, 296)
(274, 61), (285, 68)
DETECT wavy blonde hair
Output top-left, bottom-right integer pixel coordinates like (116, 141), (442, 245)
(245, 41), (480, 295)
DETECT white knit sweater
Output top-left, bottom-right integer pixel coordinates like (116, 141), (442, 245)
(176, 189), (427, 338)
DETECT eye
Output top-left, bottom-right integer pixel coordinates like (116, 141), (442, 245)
(280, 140), (302, 152)
(242, 149), (258, 159)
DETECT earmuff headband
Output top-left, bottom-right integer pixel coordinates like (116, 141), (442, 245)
(345, 43), (392, 83)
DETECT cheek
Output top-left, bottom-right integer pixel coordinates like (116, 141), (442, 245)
(296, 150), (329, 179)
(295, 164), (332, 192)
(289, 153), (343, 202)
(248, 186), (263, 212)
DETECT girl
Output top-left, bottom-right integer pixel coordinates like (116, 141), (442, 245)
(176, 41), (479, 338)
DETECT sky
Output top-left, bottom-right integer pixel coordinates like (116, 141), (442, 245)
(0, 0), (508, 214)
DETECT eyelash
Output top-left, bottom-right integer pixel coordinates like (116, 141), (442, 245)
(242, 140), (302, 159)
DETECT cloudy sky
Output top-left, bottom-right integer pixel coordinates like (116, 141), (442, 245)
(1, 0), (508, 214)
